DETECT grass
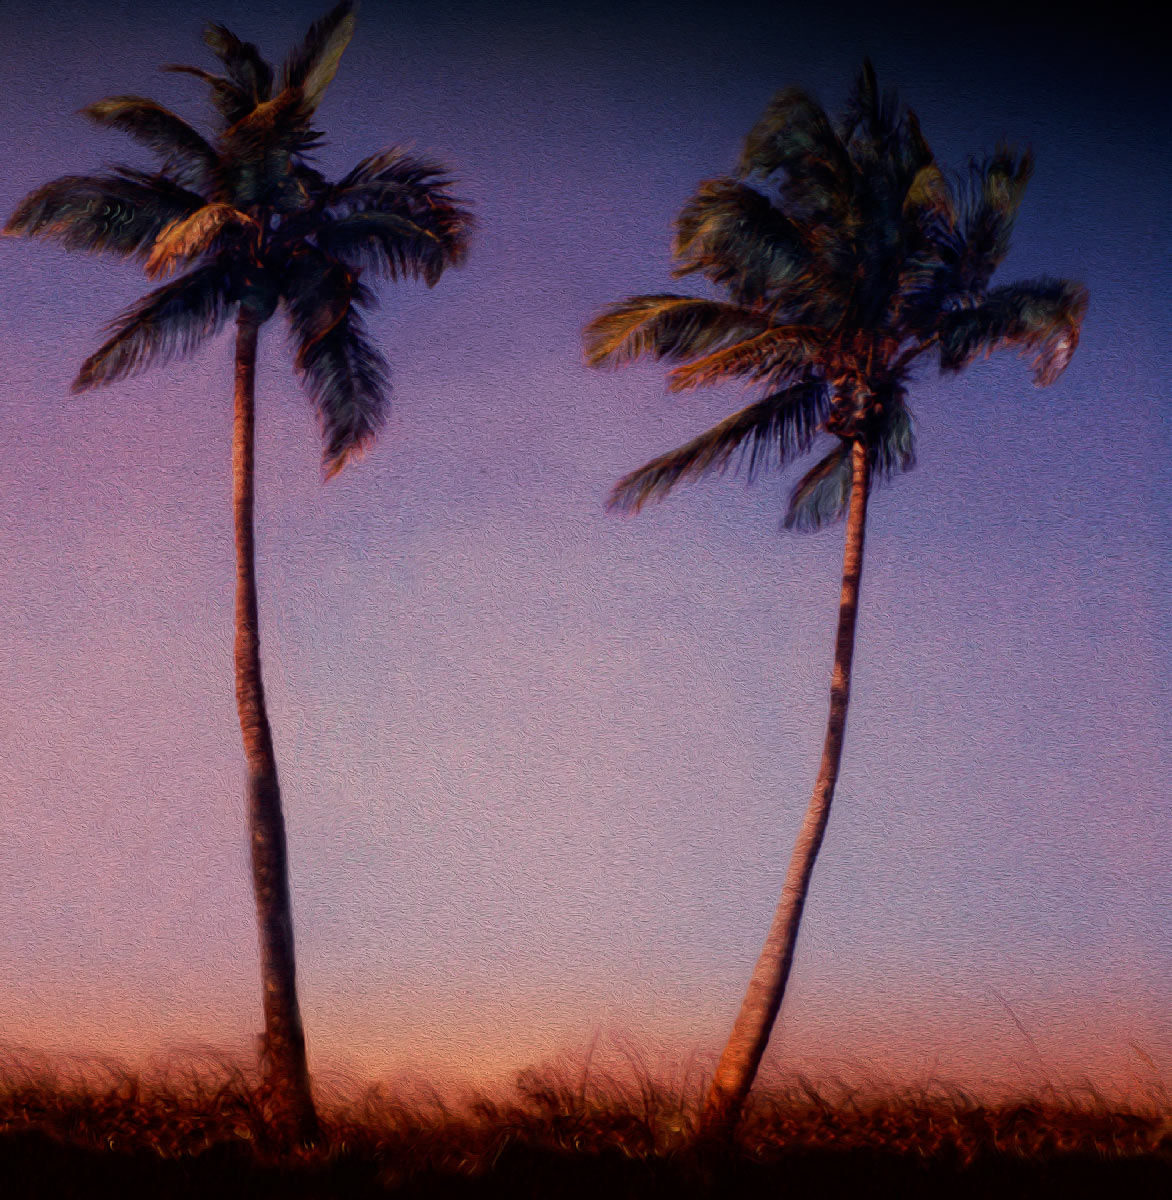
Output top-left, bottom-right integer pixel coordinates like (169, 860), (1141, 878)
(3, 1045), (1171, 1198)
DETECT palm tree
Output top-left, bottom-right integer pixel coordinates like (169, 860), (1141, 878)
(584, 62), (1086, 1140)
(5, 2), (470, 1145)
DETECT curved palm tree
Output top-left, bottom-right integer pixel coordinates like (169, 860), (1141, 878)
(5, 2), (471, 1145)
(584, 62), (1086, 1140)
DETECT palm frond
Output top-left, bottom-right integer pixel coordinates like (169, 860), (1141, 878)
(328, 150), (472, 250)
(840, 59), (901, 156)
(202, 22), (274, 113)
(898, 108), (937, 180)
(939, 277), (1089, 386)
(334, 146), (448, 191)
(665, 325), (826, 392)
(280, 1), (357, 111)
(4, 168), (205, 258)
(281, 251), (368, 343)
(869, 396), (916, 479)
(161, 65), (257, 129)
(72, 264), (235, 391)
(884, 160), (964, 335)
(608, 382), (829, 513)
(81, 96), (219, 190)
(282, 252), (387, 478)
(737, 86), (853, 233)
(955, 146), (1033, 293)
(838, 65), (948, 327)
(783, 443), (853, 531)
(293, 307), (389, 480)
(672, 177), (833, 311)
(583, 295), (770, 368)
(145, 204), (258, 278)
(219, 90), (321, 205)
(738, 87), (845, 182)
(902, 161), (957, 235)
(317, 194), (471, 285)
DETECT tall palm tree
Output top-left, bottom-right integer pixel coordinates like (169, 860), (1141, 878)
(584, 62), (1086, 1140)
(5, 2), (470, 1145)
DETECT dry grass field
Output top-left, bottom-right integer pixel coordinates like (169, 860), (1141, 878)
(3, 1047), (1170, 1197)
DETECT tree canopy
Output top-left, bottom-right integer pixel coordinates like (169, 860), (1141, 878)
(6, 1), (472, 479)
(585, 61), (1087, 530)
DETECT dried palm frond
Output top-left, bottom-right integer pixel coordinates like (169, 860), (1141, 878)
(145, 204), (257, 278)
(584, 295), (770, 368)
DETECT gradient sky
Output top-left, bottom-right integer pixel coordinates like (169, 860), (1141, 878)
(1, 0), (1168, 1099)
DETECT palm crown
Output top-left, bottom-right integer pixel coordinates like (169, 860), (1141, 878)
(5, 1), (471, 478)
(585, 61), (1088, 529)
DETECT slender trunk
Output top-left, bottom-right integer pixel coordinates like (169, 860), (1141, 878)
(699, 438), (871, 1141)
(232, 312), (320, 1147)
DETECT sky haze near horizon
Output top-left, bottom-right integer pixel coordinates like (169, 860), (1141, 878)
(1, 0), (1168, 1097)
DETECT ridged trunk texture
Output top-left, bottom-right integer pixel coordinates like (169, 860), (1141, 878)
(232, 313), (320, 1147)
(699, 438), (871, 1141)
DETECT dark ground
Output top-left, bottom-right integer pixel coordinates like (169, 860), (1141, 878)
(3, 1052), (1170, 1198)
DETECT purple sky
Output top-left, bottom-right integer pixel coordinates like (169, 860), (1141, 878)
(1, 0), (1168, 1097)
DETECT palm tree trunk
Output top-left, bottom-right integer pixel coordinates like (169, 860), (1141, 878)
(699, 437), (871, 1141)
(232, 311), (320, 1147)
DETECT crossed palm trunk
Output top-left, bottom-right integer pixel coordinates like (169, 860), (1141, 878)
(700, 439), (869, 1139)
(232, 313), (319, 1144)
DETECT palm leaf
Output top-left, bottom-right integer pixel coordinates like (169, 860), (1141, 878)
(672, 178), (831, 311)
(280, 1), (357, 111)
(840, 59), (901, 156)
(72, 264), (235, 391)
(897, 108), (938, 180)
(281, 251), (365, 344)
(608, 382), (830, 513)
(317, 204), (470, 285)
(955, 147), (1033, 293)
(294, 307), (389, 480)
(202, 22), (274, 111)
(665, 325), (826, 392)
(145, 204), (258, 278)
(161, 64), (257, 129)
(334, 146), (449, 191)
(839, 66), (945, 327)
(939, 277), (1089, 386)
(219, 90), (321, 205)
(869, 396), (916, 479)
(283, 254), (388, 478)
(583, 295), (769, 368)
(783, 442), (852, 531)
(902, 161), (957, 235)
(737, 86), (853, 233)
(81, 96), (219, 189)
(4, 168), (205, 258)
(739, 87), (846, 181)
(322, 149), (472, 281)
(328, 149), (471, 240)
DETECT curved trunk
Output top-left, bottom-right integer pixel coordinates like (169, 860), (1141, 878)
(699, 438), (870, 1141)
(232, 312), (320, 1147)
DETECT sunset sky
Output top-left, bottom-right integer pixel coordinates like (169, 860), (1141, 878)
(1, 0), (1167, 1099)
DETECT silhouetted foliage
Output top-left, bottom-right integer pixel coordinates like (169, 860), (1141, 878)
(2, 1050), (1168, 1199)
(4, 2), (472, 1149)
(5, 0), (471, 478)
(585, 59), (1086, 529)
(584, 61), (1088, 1138)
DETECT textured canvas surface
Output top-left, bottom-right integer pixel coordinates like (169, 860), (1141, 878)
(0, 0), (1167, 1100)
